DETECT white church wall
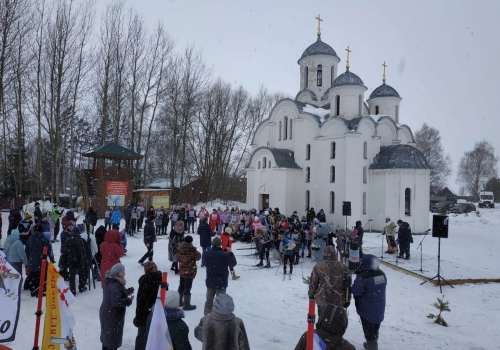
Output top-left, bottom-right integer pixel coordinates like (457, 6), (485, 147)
(376, 122), (397, 146)
(299, 54), (339, 98)
(367, 96), (401, 121)
(328, 85), (366, 120)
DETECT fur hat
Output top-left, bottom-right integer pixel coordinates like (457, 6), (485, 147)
(143, 261), (158, 274)
(224, 227), (233, 234)
(213, 293), (235, 315)
(164, 290), (180, 308)
(253, 216), (259, 221)
(184, 235), (193, 243)
(109, 263), (125, 275)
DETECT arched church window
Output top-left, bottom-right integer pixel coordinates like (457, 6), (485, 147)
(359, 95), (363, 115)
(363, 192), (367, 214)
(305, 167), (310, 183)
(405, 188), (411, 216)
(258, 161), (261, 169)
(306, 144), (311, 160)
(305, 190), (310, 211)
(375, 105), (379, 115)
(330, 191), (335, 213)
(268, 161), (271, 168)
(289, 118), (293, 140)
(284, 116), (288, 140)
(335, 95), (340, 116)
(305, 66), (309, 88)
(363, 141), (368, 159)
(317, 65), (323, 86)
(363, 166), (367, 183)
(330, 166), (335, 183)
(279, 121), (282, 140)
(331, 141), (336, 159)
(331, 66), (335, 86)
(263, 157), (267, 168)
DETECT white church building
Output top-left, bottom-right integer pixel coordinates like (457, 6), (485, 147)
(246, 24), (431, 233)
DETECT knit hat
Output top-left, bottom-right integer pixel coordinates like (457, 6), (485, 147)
(224, 227), (233, 234)
(109, 263), (125, 275)
(385, 215), (390, 220)
(213, 293), (235, 315)
(253, 216), (259, 221)
(184, 235), (193, 243)
(212, 237), (222, 247)
(71, 227), (81, 235)
(143, 261), (158, 274)
(10, 229), (20, 238)
(397, 219), (403, 224)
(33, 224), (44, 233)
(35, 202), (40, 206)
(24, 213), (32, 220)
(164, 290), (180, 308)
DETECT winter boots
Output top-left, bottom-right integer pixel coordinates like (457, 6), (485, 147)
(179, 294), (184, 307)
(171, 262), (179, 274)
(363, 340), (378, 350)
(255, 261), (264, 267)
(183, 294), (196, 311)
(231, 270), (240, 280)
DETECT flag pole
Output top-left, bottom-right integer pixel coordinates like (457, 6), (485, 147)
(32, 246), (48, 350)
(306, 298), (315, 350)
(160, 272), (168, 305)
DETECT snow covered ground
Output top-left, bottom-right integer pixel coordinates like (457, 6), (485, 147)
(1, 204), (499, 349)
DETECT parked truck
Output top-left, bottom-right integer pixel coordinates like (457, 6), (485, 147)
(478, 191), (495, 208)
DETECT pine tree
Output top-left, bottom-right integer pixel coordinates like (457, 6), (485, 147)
(427, 296), (451, 327)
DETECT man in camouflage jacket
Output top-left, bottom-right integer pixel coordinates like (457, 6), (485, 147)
(308, 245), (351, 317)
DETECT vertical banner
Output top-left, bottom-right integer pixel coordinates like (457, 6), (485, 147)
(0, 251), (22, 344)
(41, 263), (77, 350)
(106, 181), (128, 207)
(152, 195), (170, 209)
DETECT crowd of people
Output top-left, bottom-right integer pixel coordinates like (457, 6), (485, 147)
(1, 200), (417, 350)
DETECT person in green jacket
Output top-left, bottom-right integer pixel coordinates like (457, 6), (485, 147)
(146, 290), (192, 350)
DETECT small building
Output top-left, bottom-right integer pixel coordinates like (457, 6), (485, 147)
(81, 142), (143, 217)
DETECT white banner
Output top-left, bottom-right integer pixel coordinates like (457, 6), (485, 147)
(0, 251), (22, 344)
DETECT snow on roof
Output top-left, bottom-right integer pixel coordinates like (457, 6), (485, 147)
(302, 104), (330, 123)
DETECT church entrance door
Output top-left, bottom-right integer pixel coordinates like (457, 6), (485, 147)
(261, 194), (269, 210)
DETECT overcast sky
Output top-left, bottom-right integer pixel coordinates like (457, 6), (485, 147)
(96, 0), (500, 192)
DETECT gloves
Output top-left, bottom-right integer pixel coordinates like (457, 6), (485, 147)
(126, 287), (135, 295)
(160, 282), (169, 290)
(344, 301), (350, 308)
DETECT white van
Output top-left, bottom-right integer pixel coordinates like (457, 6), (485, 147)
(478, 191), (495, 208)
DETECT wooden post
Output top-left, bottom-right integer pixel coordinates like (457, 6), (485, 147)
(32, 247), (48, 350)
(306, 298), (316, 350)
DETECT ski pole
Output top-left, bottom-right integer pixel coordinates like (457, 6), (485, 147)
(306, 298), (316, 350)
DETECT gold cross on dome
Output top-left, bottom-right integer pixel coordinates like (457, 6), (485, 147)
(382, 61), (387, 82)
(316, 14), (323, 36)
(345, 46), (351, 69)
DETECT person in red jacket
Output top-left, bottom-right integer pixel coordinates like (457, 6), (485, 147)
(221, 227), (240, 280)
(99, 228), (125, 287)
(209, 209), (219, 233)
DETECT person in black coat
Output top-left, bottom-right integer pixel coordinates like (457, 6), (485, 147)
(85, 207), (98, 233)
(100, 263), (134, 350)
(25, 224), (54, 296)
(8, 208), (22, 236)
(138, 216), (157, 265)
(397, 220), (413, 259)
(59, 227), (90, 295)
(306, 207), (316, 225)
(33, 202), (43, 222)
(203, 237), (237, 315)
(197, 217), (214, 267)
(133, 261), (164, 350)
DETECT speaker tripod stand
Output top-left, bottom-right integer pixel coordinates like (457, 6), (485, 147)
(413, 229), (431, 274)
(420, 237), (454, 293)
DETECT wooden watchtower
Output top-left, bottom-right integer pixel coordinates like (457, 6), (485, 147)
(81, 142), (143, 217)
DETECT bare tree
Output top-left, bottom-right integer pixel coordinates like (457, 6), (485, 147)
(457, 140), (499, 199)
(414, 123), (452, 193)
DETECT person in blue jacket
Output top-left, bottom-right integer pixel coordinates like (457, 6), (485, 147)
(352, 254), (386, 350)
(111, 207), (122, 227)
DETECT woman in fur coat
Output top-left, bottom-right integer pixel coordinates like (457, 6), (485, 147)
(169, 221), (185, 274)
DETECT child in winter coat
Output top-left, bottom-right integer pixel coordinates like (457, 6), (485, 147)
(280, 232), (296, 276)
(336, 229), (348, 265)
(222, 227), (240, 280)
(119, 229), (127, 254)
(3, 229), (29, 276)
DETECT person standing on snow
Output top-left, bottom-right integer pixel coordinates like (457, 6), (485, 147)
(382, 216), (398, 254)
(169, 221), (185, 274)
(59, 227), (90, 295)
(198, 216), (214, 267)
(110, 207), (121, 228)
(309, 245), (351, 317)
(397, 219), (413, 260)
(222, 227), (240, 280)
(99, 263), (134, 350)
(177, 235), (202, 311)
(352, 254), (387, 350)
(99, 228), (124, 287)
(138, 216), (156, 265)
(203, 237), (237, 315)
